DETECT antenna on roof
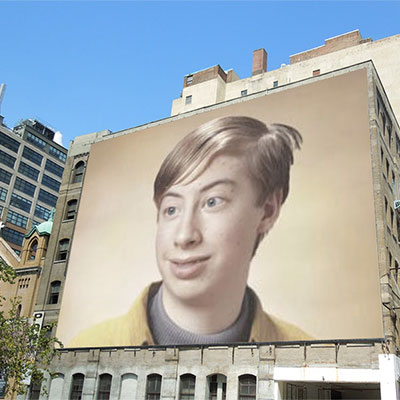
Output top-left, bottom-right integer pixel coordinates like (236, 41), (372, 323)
(0, 84), (6, 114)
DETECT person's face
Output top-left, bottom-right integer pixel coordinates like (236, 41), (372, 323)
(155, 153), (281, 306)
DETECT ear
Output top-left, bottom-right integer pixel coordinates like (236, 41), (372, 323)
(257, 189), (283, 235)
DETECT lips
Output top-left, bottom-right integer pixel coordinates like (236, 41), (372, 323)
(169, 256), (210, 279)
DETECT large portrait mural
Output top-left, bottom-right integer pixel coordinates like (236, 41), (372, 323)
(57, 69), (384, 347)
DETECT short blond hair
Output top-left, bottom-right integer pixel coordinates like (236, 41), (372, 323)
(154, 116), (302, 209)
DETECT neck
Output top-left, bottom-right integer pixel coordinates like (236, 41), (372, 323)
(161, 284), (246, 335)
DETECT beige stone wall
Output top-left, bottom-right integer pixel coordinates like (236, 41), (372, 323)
(44, 342), (382, 400)
(171, 33), (400, 126)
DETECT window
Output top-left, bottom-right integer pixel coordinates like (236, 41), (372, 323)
(42, 174), (61, 192)
(273, 80), (278, 88)
(146, 374), (162, 400)
(65, 199), (78, 220)
(22, 146), (43, 166)
(29, 240), (38, 260)
(185, 95), (192, 105)
(208, 375), (226, 400)
(120, 374), (138, 398)
(38, 189), (58, 207)
(14, 177), (36, 197)
(97, 374), (112, 400)
(49, 145), (67, 162)
(391, 207), (394, 228)
(18, 278), (30, 289)
(69, 373), (84, 400)
(26, 132), (46, 149)
(48, 281), (61, 304)
(186, 75), (193, 85)
(313, 69), (320, 76)
(179, 374), (195, 400)
(73, 161), (85, 183)
(6, 210), (28, 229)
(241, 90), (248, 97)
(286, 383), (307, 400)
(45, 159), (64, 178)
(10, 193), (32, 213)
(0, 131), (20, 153)
(2, 227), (24, 246)
(0, 149), (16, 168)
(29, 382), (41, 400)
(392, 171), (396, 193)
(56, 239), (69, 261)
(34, 204), (51, 221)
(396, 135), (400, 154)
(18, 161), (39, 181)
(0, 168), (12, 184)
(0, 187), (7, 202)
(238, 374), (256, 400)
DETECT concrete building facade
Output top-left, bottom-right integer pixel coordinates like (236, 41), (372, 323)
(0, 117), (67, 255)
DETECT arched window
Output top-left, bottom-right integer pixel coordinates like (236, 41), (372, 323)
(57, 239), (70, 261)
(208, 374), (226, 400)
(73, 161), (85, 184)
(119, 373), (138, 400)
(29, 382), (41, 400)
(179, 374), (195, 400)
(49, 373), (64, 399)
(29, 239), (38, 261)
(48, 281), (61, 304)
(238, 374), (256, 400)
(70, 373), (84, 400)
(97, 373), (112, 400)
(146, 374), (162, 400)
(16, 304), (22, 318)
(65, 199), (78, 220)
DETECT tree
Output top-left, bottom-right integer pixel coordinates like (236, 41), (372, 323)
(0, 258), (62, 398)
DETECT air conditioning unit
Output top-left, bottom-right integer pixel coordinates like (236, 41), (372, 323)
(394, 200), (400, 210)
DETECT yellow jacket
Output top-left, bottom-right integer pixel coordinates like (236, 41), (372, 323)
(69, 282), (310, 347)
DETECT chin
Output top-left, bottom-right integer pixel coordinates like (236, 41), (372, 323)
(167, 280), (214, 305)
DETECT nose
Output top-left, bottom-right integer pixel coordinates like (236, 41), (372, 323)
(174, 209), (202, 249)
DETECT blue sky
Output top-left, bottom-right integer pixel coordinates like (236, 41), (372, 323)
(1, 1), (399, 148)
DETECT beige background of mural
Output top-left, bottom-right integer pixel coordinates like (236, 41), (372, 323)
(57, 69), (383, 346)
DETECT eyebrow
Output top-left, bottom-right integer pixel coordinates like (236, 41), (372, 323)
(162, 179), (236, 201)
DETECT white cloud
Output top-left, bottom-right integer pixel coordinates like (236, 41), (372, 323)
(53, 131), (63, 146)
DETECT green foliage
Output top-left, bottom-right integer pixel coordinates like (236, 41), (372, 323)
(0, 258), (63, 397)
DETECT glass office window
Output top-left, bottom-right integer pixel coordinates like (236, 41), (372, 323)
(38, 189), (57, 207)
(22, 146), (43, 166)
(18, 161), (39, 181)
(14, 177), (36, 197)
(45, 159), (64, 178)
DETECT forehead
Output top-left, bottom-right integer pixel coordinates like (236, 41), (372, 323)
(167, 153), (255, 194)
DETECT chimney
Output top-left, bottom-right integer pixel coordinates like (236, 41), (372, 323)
(252, 49), (267, 76)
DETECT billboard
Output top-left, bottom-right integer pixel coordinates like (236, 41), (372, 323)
(57, 68), (384, 347)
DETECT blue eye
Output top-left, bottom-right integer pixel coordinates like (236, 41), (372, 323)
(166, 206), (177, 216)
(206, 197), (222, 208)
